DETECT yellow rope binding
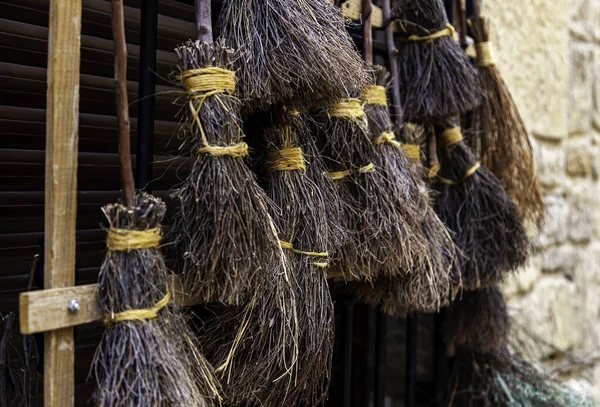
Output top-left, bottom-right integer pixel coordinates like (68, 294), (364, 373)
(267, 147), (306, 172)
(401, 144), (421, 162)
(104, 291), (171, 326)
(475, 42), (496, 68)
(329, 163), (376, 180)
(107, 228), (161, 251)
(181, 67), (235, 95)
(374, 132), (401, 149)
(438, 127), (464, 149)
(408, 24), (456, 43)
(328, 98), (366, 119)
(280, 240), (329, 268)
(361, 85), (387, 106)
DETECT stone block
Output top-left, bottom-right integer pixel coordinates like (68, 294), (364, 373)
(534, 140), (566, 188)
(569, 42), (594, 136)
(594, 48), (600, 131)
(486, 0), (570, 140)
(537, 193), (569, 248)
(540, 245), (580, 276)
(568, 185), (595, 243)
(570, 0), (594, 40)
(502, 256), (542, 298)
(567, 143), (593, 177)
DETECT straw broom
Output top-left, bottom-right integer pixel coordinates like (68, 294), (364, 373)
(468, 11), (545, 228)
(218, 0), (369, 112)
(169, 0), (285, 305)
(394, 0), (479, 121)
(91, 2), (220, 405)
(430, 119), (530, 290)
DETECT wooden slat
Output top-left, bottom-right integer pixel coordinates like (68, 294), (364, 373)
(43, 0), (82, 405)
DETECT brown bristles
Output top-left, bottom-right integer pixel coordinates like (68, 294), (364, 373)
(468, 15), (545, 229)
(394, 0), (480, 121)
(218, 0), (369, 112)
(169, 41), (283, 305)
(431, 120), (530, 290)
(91, 193), (221, 407)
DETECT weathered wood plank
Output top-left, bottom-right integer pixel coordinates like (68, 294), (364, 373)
(43, 0), (82, 406)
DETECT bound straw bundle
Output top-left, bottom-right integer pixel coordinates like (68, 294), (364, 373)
(431, 121), (530, 290)
(394, 0), (479, 121)
(218, 0), (369, 111)
(469, 15), (545, 228)
(170, 41), (283, 305)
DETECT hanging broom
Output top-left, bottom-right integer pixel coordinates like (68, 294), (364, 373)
(169, 0), (285, 305)
(468, 10), (545, 228)
(394, 0), (479, 121)
(431, 119), (530, 290)
(91, 2), (220, 405)
(218, 0), (369, 112)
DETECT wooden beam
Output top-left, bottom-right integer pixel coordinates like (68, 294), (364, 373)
(43, 0), (82, 406)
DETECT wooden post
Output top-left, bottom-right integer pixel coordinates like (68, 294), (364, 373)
(44, 0), (82, 406)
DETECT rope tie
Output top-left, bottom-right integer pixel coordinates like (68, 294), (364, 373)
(475, 42), (496, 68)
(107, 228), (161, 251)
(104, 291), (171, 326)
(439, 127), (464, 149)
(408, 24), (456, 43)
(427, 163), (441, 180)
(329, 163), (376, 180)
(197, 143), (249, 157)
(437, 163), (481, 185)
(287, 109), (301, 117)
(328, 99), (366, 119)
(279, 240), (329, 268)
(361, 85), (388, 106)
(267, 147), (306, 172)
(401, 144), (421, 162)
(374, 132), (401, 149)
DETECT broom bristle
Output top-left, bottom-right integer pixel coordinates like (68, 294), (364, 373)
(169, 41), (282, 305)
(92, 192), (221, 407)
(218, 0), (369, 112)
(469, 15), (545, 228)
(394, 0), (479, 121)
(433, 122), (530, 290)
(447, 286), (510, 354)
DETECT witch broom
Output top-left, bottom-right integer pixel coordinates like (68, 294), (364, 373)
(91, 1), (220, 405)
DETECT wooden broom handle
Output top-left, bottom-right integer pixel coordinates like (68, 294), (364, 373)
(382, 0), (403, 126)
(111, 0), (135, 207)
(196, 0), (213, 44)
(362, 0), (373, 65)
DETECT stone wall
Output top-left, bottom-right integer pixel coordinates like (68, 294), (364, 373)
(486, 0), (600, 400)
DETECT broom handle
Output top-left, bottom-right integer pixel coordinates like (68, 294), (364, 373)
(111, 0), (135, 207)
(382, 0), (402, 126)
(428, 127), (440, 169)
(362, 0), (373, 65)
(195, 0), (213, 44)
(457, 0), (467, 47)
(473, 0), (482, 18)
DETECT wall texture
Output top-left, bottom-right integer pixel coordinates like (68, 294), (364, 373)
(486, 0), (600, 400)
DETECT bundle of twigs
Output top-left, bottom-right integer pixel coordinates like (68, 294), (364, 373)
(92, 2), (220, 405)
(394, 0), (479, 121)
(431, 120), (530, 290)
(170, 15), (283, 305)
(468, 13), (545, 228)
(218, 0), (368, 111)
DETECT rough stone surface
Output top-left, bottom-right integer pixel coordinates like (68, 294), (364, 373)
(537, 193), (569, 248)
(568, 185), (595, 243)
(540, 245), (580, 276)
(567, 143), (593, 177)
(569, 42), (594, 136)
(535, 139), (566, 188)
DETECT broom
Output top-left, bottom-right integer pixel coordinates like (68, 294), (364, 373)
(91, 2), (220, 405)
(431, 119), (530, 290)
(468, 10), (545, 228)
(218, 0), (369, 112)
(394, 0), (479, 121)
(169, 0), (284, 305)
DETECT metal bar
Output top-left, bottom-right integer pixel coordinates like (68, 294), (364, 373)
(405, 315), (417, 407)
(135, 0), (158, 192)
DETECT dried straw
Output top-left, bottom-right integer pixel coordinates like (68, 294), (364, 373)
(169, 41), (283, 305)
(394, 0), (479, 121)
(217, 0), (369, 112)
(431, 120), (530, 290)
(468, 15), (545, 228)
(91, 193), (221, 407)
(447, 286), (509, 354)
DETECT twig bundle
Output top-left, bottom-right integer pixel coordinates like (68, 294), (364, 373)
(316, 98), (414, 281)
(170, 41), (283, 305)
(431, 121), (530, 290)
(394, 0), (479, 121)
(92, 194), (220, 407)
(446, 286), (509, 354)
(218, 0), (368, 111)
(469, 15), (545, 228)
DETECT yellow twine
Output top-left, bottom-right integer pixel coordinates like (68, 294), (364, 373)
(361, 85), (388, 106)
(439, 127), (464, 149)
(287, 109), (301, 117)
(181, 67), (236, 95)
(107, 228), (161, 251)
(437, 162), (481, 185)
(104, 291), (171, 326)
(475, 42), (496, 68)
(428, 163), (441, 180)
(328, 99), (366, 119)
(196, 142), (249, 157)
(267, 147), (306, 172)
(401, 144), (421, 162)
(408, 24), (456, 43)
(358, 162), (376, 173)
(330, 162), (376, 180)
(280, 240), (329, 268)
(374, 132), (401, 149)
